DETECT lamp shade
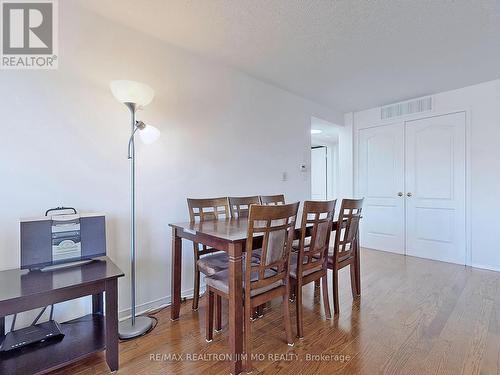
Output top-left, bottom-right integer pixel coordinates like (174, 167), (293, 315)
(110, 80), (155, 107)
(139, 125), (161, 144)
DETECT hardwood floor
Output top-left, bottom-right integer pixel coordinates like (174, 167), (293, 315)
(50, 249), (500, 375)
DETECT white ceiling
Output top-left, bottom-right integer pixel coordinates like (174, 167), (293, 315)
(79, 0), (500, 113)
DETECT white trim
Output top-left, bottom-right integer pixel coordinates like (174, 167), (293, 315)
(118, 286), (206, 321)
(470, 263), (500, 273)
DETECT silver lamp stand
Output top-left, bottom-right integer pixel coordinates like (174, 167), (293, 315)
(118, 102), (154, 339)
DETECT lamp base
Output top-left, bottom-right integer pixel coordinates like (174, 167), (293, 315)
(118, 316), (153, 339)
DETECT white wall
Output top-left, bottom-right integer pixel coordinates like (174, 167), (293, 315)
(0, 3), (343, 326)
(351, 79), (500, 271)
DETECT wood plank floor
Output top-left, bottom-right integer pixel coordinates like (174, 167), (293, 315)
(50, 249), (500, 375)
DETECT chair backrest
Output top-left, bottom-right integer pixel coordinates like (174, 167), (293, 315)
(297, 200), (336, 276)
(332, 198), (364, 263)
(187, 197), (230, 222)
(245, 202), (299, 296)
(228, 196), (261, 218)
(259, 194), (285, 206)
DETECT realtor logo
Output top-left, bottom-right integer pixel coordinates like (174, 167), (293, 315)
(1, 0), (58, 69)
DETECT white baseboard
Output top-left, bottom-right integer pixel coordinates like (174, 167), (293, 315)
(470, 263), (500, 273)
(118, 286), (207, 321)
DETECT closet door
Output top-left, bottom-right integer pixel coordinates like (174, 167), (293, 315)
(357, 124), (405, 253)
(405, 113), (466, 264)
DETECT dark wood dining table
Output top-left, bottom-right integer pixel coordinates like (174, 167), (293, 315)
(169, 217), (360, 375)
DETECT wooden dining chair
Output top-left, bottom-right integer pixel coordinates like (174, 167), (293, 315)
(290, 200), (336, 338)
(228, 196), (261, 218)
(229, 196), (266, 320)
(187, 197), (230, 318)
(205, 202), (299, 372)
(327, 198), (364, 314)
(259, 194), (285, 205)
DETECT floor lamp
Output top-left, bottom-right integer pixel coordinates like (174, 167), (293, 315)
(110, 80), (160, 339)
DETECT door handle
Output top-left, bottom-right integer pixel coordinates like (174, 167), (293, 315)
(406, 192), (412, 197)
(397, 192), (403, 197)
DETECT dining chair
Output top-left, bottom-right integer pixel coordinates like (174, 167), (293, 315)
(326, 198), (364, 314)
(187, 197), (230, 320)
(205, 202), (299, 371)
(228, 196), (261, 218)
(290, 200), (336, 338)
(229, 196), (267, 319)
(259, 194), (285, 205)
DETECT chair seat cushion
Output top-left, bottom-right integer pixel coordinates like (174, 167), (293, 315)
(289, 252), (322, 279)
(326, 253), (353, 267)
(197, 252), (229, 276)
(327, 246), (352, 256)
(251, 248), (262, 259)
(197, 251), (261, 276)
(205, 266), (283, 297)
(292, 237), (311, 251)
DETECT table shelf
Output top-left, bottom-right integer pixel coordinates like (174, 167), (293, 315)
(0, 314), (105, 375)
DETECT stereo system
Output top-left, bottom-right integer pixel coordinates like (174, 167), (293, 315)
(20, 213), (106, 270)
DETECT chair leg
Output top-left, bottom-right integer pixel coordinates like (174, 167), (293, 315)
(251, 307), (258, 321)
(215, 295), (222, 331)
(354, 239), (361, 296)
(193, 270), (200, 311)
(289, 278), (296, 302)
(332, 269), (339, 315)
(244, 301), (253, 372)
(295, 282), (303, 339)
(257, 304), (264, 318)
(283, 291), (294, 346)
(321, 275), (332, 319)
(205, 290), (214, 342)
(350, 263), (358, 298)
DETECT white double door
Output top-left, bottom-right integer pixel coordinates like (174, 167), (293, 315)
(357, 112), (466, 264)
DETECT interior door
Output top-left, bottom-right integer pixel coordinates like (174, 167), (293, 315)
(405, 112), (466, 264)
(311, 146), (327, 200)
(357, 124), (405, 253)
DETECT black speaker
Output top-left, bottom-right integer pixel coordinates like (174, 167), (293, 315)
(20, 220), (52, 269)
(80, 216), (106, 257)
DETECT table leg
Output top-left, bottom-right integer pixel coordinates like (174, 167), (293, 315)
(171, 227), (182, 321)
(105, 278), (119, 372)
(0, 316), (4, 336)
(228, 242), (244, 375)
(92, 293), (104, 315)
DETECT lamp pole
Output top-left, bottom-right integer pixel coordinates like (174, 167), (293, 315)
(110, 80), (158, 339)
(118, 102), (153, 339)
(126, 102), (137, 326)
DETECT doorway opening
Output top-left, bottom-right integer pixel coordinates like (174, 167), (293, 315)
(310, 117), (342, 201)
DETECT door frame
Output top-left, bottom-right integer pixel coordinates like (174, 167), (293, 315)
(354, 109), (471, 266)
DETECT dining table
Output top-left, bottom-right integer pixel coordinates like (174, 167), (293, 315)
(168, 216), (360, 375)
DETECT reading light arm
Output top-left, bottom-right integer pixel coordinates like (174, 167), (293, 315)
(127, 121), (146, 159)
